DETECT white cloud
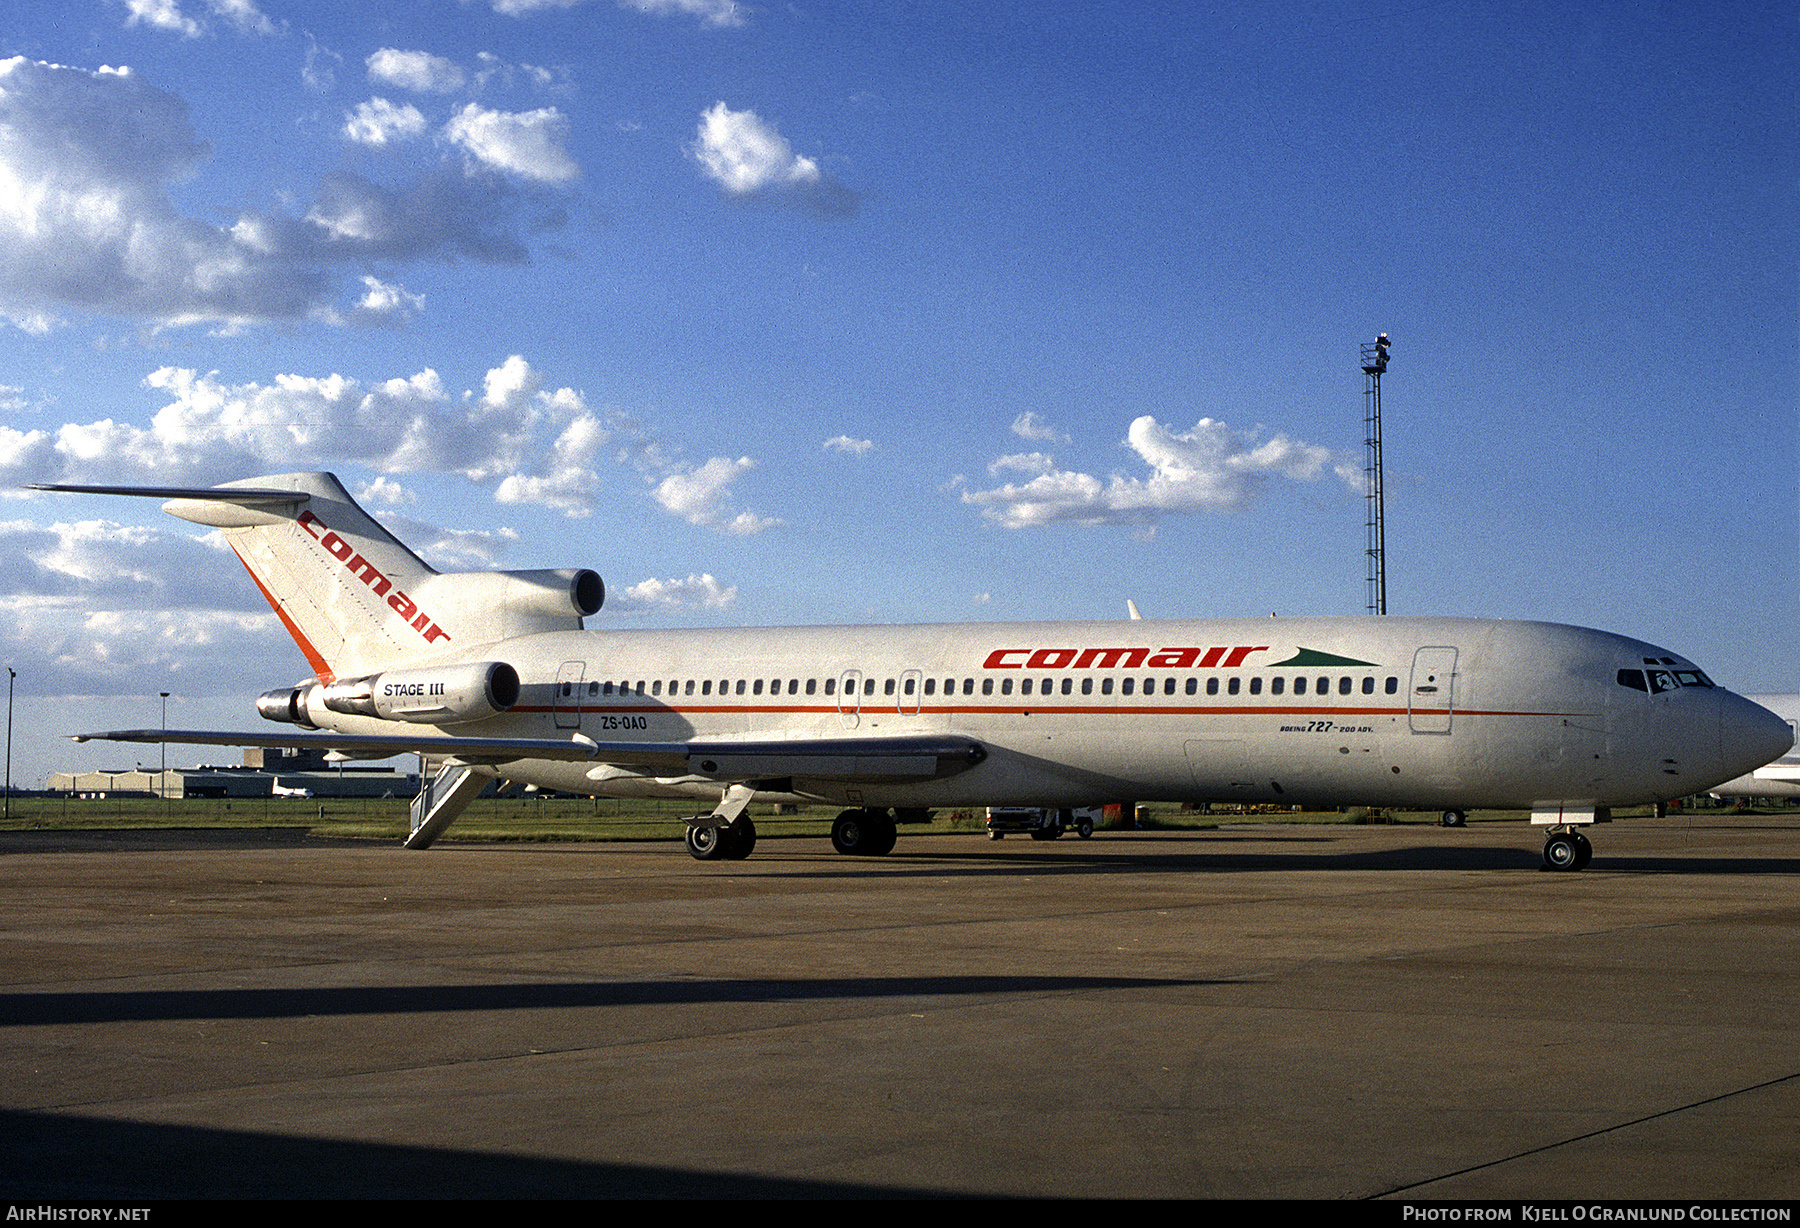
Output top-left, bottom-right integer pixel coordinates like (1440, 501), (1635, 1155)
(623, 0), (747, 28)
(1, 355), (789, 528)
(444, 104), (579, 183)
(0, 59), (568, 331)
(121, 0), (279, 37)
(823, 435), (874, 456)
(650, 455), (782, 534)
(366, 48), (467, 94)
(615, 573), (739, 610)
(962, 415), (1360, 530)
(355, 476), (416, 505)
(488, 0), (747, 26)
(122, 0), (202, 37)
(343, 98), (428, 148)
(350, 275), (424, 324)
(1011, 411), (1069, 443)
(691, 102), (856, 216)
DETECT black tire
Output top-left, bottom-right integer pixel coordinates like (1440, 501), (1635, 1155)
(725, 816), (756, 860)
(866, 809), (897, 855)
(686, 820), (732, 861)
(832, 809), (869, 855)
(1572, 831), (1592, 870)
(1076, 820), (1093, 838)
(1543, 833), (1581, 871)
(1441, 810), (1467, 827)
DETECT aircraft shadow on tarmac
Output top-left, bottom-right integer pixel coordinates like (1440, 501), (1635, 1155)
(0, 1108), (937, 1200)
(1, 973), (1238, 1027)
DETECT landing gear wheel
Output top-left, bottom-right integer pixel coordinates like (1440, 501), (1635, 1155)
(1543, 832), (1583, 871)
(833, 808), (895, 856)
(1572, 831), (1592, 870)
(1441, 810), (1467, 827)
(866, 810), (898, 855)
(724, 816), (756, 860)
(685, 819), (733, 861)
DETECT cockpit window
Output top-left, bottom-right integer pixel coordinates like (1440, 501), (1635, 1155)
(1619, 666), (1713, 693)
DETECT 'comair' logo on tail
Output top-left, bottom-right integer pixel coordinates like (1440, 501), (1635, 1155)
(297, 510), (450, 646)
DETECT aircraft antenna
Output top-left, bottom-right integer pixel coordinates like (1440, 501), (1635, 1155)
(1360, 333), (1391, 614)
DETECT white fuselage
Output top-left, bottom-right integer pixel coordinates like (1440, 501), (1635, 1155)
(302, 615), (1784, 814)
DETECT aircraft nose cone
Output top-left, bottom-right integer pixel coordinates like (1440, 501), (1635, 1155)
(1720, 693), (1794, 780)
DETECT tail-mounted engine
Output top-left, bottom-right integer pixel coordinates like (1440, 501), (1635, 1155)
(259, 661), (521, 728)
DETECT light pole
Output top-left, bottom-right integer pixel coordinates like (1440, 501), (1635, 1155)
(159, 691), (170, 800)
(5, 667), (14, 823)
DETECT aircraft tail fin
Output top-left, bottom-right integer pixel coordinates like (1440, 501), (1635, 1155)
(32, 473), (603, 682)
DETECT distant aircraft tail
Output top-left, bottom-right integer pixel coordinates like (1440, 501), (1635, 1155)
(35, 473), (603, 682)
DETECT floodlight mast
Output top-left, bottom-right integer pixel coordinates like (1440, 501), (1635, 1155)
(1360, 333), (1390, 615)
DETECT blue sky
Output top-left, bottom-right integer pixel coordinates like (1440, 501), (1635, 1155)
(0, 0), (1793, 787)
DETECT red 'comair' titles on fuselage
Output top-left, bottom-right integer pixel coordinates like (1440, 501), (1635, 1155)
(296, 510), (450, 646)
(982, 646), (1270, 670)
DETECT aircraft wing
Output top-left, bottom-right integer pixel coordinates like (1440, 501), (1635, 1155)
(73, 728), (987, 780)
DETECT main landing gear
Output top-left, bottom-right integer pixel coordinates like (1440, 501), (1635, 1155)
(831, 807), (898, 856)
(1541, 828), (1593, 872)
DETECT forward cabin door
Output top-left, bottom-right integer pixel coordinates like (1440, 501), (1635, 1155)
(554, 660), (585, 730)
(1408, 647), (1457, 734)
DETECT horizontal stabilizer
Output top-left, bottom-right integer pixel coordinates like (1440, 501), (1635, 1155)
(29, 482), (308, 505)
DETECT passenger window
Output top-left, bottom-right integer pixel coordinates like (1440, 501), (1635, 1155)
(1206, 678), (1218, 696)
(1385, 677), (1398, 694)
(1361, 677), (1374, 694)
(1227, 677), (1240, 695)
(1295, 677), (1307, 696)
(963, 678), (974, 695)
(1001, 678), (1013, 696)
(1185, 677), (1197, 695)
(651, 681), (662, 696)
(982, 678), (994, 696)
(1101, 678), (1114, 695)
(734, 680), (745, 696)
(1020, 678), (1032, 696)
(752, 679), (762, 696)
(1339, 677), (1352, 695)
(885, 678), (896, 696)
(1248, 677), (1262, 695)
(806, 679), (817, 695)
(904, 677), (915, 695)
(1164, 678), (1176, 696)
(1271, 677), (1284, 696)
(1082, 678), (1094, 695)
(824, 678), (836, 696)
(1121, 678), (1134, 696)
(685, 680), (695, 696)
(1316, 676), (1329, 694)
(1063, 678), (1074, 695)
(864, 678), (876, 696)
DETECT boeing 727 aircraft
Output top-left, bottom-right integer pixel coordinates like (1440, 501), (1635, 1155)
(33, 473), (1790, 871)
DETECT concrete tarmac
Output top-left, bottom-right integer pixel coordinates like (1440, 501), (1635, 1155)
(4, 817), (1799, 1200)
